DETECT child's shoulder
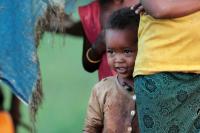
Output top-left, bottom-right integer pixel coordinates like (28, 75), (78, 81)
(96, 76), (116, 86)
(93, 76), (116, 93)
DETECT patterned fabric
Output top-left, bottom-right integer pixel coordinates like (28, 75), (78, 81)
(134, 72), (200, 133)
(78, 1), (115, 80)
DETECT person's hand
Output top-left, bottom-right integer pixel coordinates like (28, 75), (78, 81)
(131, 3), (144, 14)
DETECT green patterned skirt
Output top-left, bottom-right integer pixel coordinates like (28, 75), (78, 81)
(134, 72), (200, 133)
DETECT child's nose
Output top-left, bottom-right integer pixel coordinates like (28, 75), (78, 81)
(114, 53), (124, 63)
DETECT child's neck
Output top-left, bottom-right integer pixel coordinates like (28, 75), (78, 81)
(117, 75), (134, 92)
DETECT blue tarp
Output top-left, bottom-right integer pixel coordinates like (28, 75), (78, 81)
(0, 0), (47, 104)
(0, 0), (92, 105)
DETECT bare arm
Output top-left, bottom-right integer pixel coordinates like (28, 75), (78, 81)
(140, 0), (200, 18)
(10, 94), (21, 132)
(82, 34), (100, 73)
(82, 30), (106, 73)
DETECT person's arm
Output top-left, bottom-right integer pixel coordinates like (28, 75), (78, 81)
(83, 88), (103, 133)
(82, 30), (106, 73)
(10, 94), (20, 132)
(140, 0), (200, 18)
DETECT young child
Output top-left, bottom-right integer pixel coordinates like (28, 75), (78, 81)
(78, 0), (138, 80)
(83, 8), (140, 133)
(132, 1), (200, 133)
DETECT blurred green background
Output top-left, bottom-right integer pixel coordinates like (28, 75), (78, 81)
(1, 2), (98, 132)
(2, 32), (98, 133)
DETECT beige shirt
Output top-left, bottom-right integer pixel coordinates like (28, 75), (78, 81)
(83, 76), (139, 133)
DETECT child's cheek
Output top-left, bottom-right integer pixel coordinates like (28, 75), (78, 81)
(107, 56), (114, 69)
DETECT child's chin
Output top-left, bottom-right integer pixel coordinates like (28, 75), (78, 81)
(118, 74), (132, 79)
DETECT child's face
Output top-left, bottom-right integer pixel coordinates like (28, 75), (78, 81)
(105, 28), (138, 79)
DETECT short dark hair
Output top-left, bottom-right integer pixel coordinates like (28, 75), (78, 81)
(105, 7), (140, 30)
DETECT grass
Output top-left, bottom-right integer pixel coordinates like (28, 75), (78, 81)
(2, 32), (98, 133)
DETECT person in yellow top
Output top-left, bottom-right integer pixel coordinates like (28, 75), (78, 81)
(132, 1), (200, 133)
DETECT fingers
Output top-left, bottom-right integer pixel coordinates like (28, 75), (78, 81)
(132, 3), (142, 10)
(130, 3), (144, 14)
(135, 5), (144, 14)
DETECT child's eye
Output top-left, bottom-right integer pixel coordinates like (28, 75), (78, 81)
(107, 49), (115, 57)
(107, 49), (114, 54)
(124, 49), (132, 54)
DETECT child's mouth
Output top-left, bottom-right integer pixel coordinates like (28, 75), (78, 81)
(115, 67), (127, 74)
